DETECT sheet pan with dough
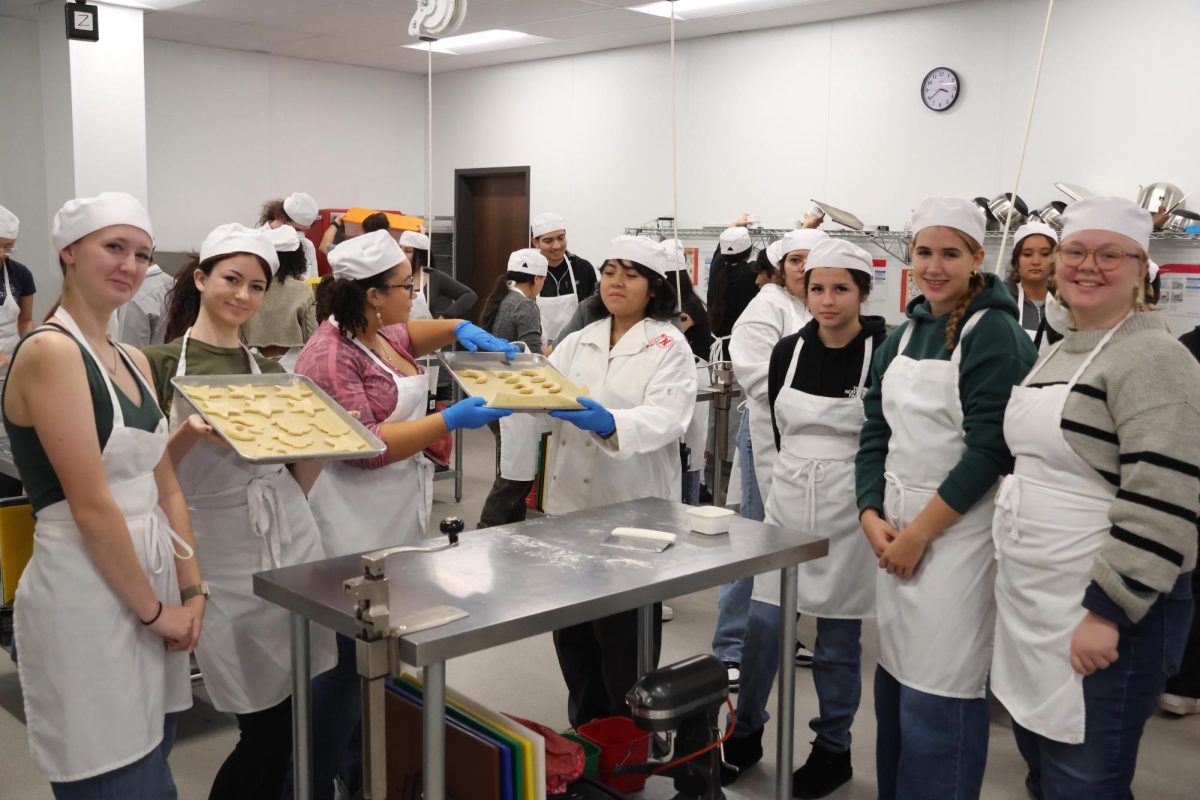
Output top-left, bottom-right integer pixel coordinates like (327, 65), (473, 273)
(437, 352), (586, 412)
(171, 374), (387, 465)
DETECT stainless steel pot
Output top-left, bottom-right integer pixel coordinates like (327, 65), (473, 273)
(1035, 201), (1067, 230)
(988, 193), (1029, 229)
(1163, 208), (1200, 234)
(1137, 181), (1185, 213)
(974, 197), (999, 231)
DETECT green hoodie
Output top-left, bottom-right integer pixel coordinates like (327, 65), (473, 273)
(856, 272), (1038, 516)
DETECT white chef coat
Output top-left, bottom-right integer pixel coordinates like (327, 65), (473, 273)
(507, 316), (697, 515)
(729, 283), (811, 504)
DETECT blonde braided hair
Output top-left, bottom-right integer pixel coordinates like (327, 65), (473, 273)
(944, 271), (986, 352)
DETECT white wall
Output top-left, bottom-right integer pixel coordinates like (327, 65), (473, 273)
(430, 0), (1200, 292)
(144, 41), (427, 252)
(0, 17), (51, 315)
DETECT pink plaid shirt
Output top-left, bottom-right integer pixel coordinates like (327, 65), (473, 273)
(295, 320), (421, 470)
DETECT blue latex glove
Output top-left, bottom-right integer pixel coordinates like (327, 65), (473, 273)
(454, 321), (520, 361)
(547, 397), (616, 438)
(442, 396), (512, 432)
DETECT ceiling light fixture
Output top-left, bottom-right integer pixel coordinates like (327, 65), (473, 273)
(629, 0), (816, 21)
(402, 29), (550, 55)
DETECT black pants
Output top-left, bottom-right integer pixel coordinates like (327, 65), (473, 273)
(478, 421), (533, 528)
(553, 605), (663, 729)
(1166, 536), (1200, 697)
(209, 697), (292, 800)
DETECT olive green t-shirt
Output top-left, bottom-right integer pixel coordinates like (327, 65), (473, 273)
(3, 327), (163, 514)
(142, 336), (285, 417)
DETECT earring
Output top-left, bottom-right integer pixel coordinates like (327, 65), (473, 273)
(375, 306), (383, 324)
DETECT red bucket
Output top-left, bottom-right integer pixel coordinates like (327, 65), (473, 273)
(577, 717), (652, 794)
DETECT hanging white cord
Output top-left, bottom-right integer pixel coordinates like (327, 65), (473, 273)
(669, 2), (682, 312)
(426, 39), (434, 236)
(991, 0), (1056, 274)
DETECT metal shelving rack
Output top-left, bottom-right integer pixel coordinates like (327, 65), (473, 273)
(625, 224), (1200, 265)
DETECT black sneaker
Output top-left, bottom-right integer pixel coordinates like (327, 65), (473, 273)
(723, 660), (740, 692)
(1025, 771), (1041, 800)
(791, 744), (851, 799)
(795, 640), (814, 667)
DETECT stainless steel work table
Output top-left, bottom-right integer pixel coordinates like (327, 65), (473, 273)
(255, 496), (828, 800)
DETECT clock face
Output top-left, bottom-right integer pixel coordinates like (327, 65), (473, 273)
(922, 67), (960, 112)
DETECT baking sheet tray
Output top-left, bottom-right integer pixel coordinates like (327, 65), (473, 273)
(171, 373), (386, 465)
(810, 198), (864, 230)
(437, 352), (586, 412)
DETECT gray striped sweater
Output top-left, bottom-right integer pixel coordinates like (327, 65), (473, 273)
(1025, 312), (1200, 624)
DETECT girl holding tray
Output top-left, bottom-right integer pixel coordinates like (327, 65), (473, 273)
(295, 229), (516, 799)
(506, 235), (697, 727)
(143, 222), (336, 800)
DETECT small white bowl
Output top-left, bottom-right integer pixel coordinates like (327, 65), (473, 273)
(687, 505), (736, 535)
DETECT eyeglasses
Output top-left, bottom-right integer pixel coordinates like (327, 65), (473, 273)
(1058, 244), (1141, 270)
(382, 282), (416, 297)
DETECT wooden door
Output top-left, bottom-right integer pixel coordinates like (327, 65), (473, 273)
(454, 167), (530, 322)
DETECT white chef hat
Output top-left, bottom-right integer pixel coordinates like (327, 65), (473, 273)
(52, 192), (154, 252)
(507, 248), (548, 277)
(910, 197), (987, 247)
(329, 229), (406, 280)
(661, 239), (689, 272)
(258, 223), (301, 253)
(804, 239), (874, 282)
(531, 212), (566, 239)
(766, 239), (785, 268)
(200, 223), (280, 275)
(718, 226), (752, 255)
(0, 205), (18, 239)
(779, 228), (829, 257)
(399, 230), (430, 250)
(1012, 220), (1058, 249)
(1149, 259), (1160, 282)
(607, 235), (668, 277)
(283, 192), (319, 227)
(1060, 196), (1152, 251)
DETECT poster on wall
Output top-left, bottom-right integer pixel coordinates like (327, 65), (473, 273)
(1156, 263), (1200, 330)
(685, 247), (701, 284)
(900, 268), (921, 311)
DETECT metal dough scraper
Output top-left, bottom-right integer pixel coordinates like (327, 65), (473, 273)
(602, 527), (677, 553)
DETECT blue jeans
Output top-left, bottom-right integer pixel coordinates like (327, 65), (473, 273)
(51, 714), (178, 800)
(683, 470), (700, 505)
(874, 666), (989, 800)
(711, 413), (763, 663)
(283, 634), (362, 800)
(1013, 572), (1193, 800)
(730, 600), (862, 753)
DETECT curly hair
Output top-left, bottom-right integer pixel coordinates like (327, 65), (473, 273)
(314, 267), (398, 337)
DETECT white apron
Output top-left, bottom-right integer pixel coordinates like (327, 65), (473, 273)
(537, 255), (579, 344)
(991, 319), (1125, 743)
(15, 309), (192, 782)
(308, 337), (434, 556)
(170, 330), (334, 713)
(754, 335), (876, 618)
(684, 362), (710, 476)
(0, 263), (21, 390)
(410, 273), (432, 321)
(499, 285), (544, 481)
(877, 311), (997, 698)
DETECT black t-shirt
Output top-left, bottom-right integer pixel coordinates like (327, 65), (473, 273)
(0, 258), (36, 305)
(766, 316), (888, 449)
(1180, 326), (1200, 363)
(539, 252), (596, 300)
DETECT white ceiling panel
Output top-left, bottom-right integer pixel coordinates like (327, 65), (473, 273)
(1, 0), (968, 73)
(142, 13), (320, 52)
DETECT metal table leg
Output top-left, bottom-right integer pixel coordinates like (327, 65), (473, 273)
(637, 604), (655, 677)
(453, 425), (464, 501)
(423, 661), (447, 800)
(776, 565), (798, 800)
(290, 613), (313, 800)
